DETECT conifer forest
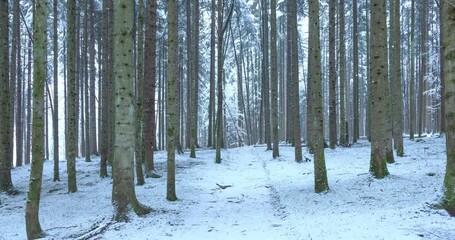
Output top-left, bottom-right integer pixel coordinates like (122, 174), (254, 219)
(1, 0), (455, 239)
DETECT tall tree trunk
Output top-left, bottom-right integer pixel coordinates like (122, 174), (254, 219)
(309, 0), (329, 192)
(418, 1), (428, 138)
(167, 0), (178, 201)
(25, 1), (48, 237)
(135, 0), (145, 186)
(208, 0), (216, 148)
(67, 0), (78, 192)
(185, 0), (192, 150)
(328, 0), (337, 149)
(83, 0), (91, 163)
(0, 0), (12, 192)
(112, 0), (151, 221)
(25, 40), (32, 165)
(391, 0), (404, 156)
(190, 0), (200, 157)
(438, 2), (445, 134)
(89, 0), (98, 156)
(409, 0), (415, 140)
(262, 0), (272, 150)
(339, 0), (347, 146)
(271, 0), (279, 158)
(143, 0), (159, 178)
(442, 0), (455, 216)
(289, 0), (302, 162)
(369, 0), (390, 179)
(13, 0), (23, 167)
(53, 0), (60, 181)
(353, 0), (359, 143)
(215, 0), (224, 163)
(100, 0), (110, 178)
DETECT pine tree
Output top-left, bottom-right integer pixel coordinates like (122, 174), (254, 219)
(53, 0), (60, 181)
(167, 0), (178, 201)
(328, 0), (337, 149)
(0, 0), (13, 193)
(67, 0), (78, 192)
(308, 0), (328, 192)
(25, 0), (48, 238)
(112, 0), (151, 221)
(270, 0), (279, 158)
(441, 0), (455, 217)
(369, 0), (389, 179)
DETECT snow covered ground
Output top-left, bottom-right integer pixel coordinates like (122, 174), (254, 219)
(1, 135), (454, 240)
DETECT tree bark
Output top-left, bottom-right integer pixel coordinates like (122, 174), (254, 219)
(25, 1), (48, 237)
(339, 0), (347, 146)
(328, 0), (337, 149)
(353, 0), (359, 143)
(271, 0), (279, 158)
(309, 0), (329, 192)
(67, 0), (78, 192)
(167, 0), (178, 201)
(53, 0), (60, 181)
(112, 0), (151, 221)
(442, 0), (455, 216)
(369, 0), (390, 179)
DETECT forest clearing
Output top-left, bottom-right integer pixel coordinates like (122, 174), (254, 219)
(1, 136), (454, 239)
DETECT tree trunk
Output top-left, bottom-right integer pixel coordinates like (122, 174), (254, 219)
(442, 0), (455, 216)
(143, 0), (158, 178)
(167, 0), (178, 201)
(369, 0), (390, 179)
(262, 0), (272, 150)
(13, 0), (23, 167)
(89, 0), (98, 156)
(112, 0), (151, 221)
(0, 0), (12, 193)
(190, 0), (200, 157)
(67, 0), (78, 192)
(25, 1), (48, 238)
(409, 0), (415, 140)
(353, 0), (359, 143)
(271, 0), (279, 158)
(309, 0), (329, 192)
(329, 0), (337, 149)
(53, 0), (60, 181)
(135, 0), (145, 186)
(391, 0), (404, 156)
(208, 0), (216, 148)
(339, 0), (347, 146)
(83, 0), (91, 163)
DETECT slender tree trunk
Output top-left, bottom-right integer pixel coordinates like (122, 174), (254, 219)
(271, 0), (279, 158)
(190, 0), (200, 157)
(391, 0), (404, 156)
(262, 0), (272, 150)
(353, 0), (359, 143)
(143, 0), (159, 178)
(25, 40), (32, 165)
(369, 0), (390, 179)
(215, 0), (224, 163)
(167, 0), (178, 201)
(0, 0), (12, 192)
(339, 0), (347, 146)
(309, 0), (329, 192)
(329, 0), (337, 149)
(208, 0), (216, 148)
(89, 0), (98, 156)
(135, 0), (145, 186)
(67, 0), (78, 192)
(25, 1), (48, 237)
(84, 0), (91, 163)
(289, 0), (302, 162)
(438, 2), (445, 134)
(442, 0), (455, 216)
(100, 0), (110, 178)
(13, 0), (23, 167)
(409, 0), (415, 140)
(53, 0), (60, 180)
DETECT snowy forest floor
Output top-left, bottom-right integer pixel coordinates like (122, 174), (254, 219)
(1, 136), (455, 240)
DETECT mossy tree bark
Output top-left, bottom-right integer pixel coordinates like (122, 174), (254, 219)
(369, 0), (390, 179)
(66, 0), (78, 193)
(25, 0), (48, 238)
(112, 0), (151, 221)
(167, 0), (178, 201)
(442, 0), (455, 217)
(308, 0), (329, 193)
(0, 0), (12, 194)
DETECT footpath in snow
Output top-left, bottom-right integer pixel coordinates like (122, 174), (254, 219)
(0, 136), (454, 240)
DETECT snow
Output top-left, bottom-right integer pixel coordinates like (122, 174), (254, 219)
(1, 136), (454, 240)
